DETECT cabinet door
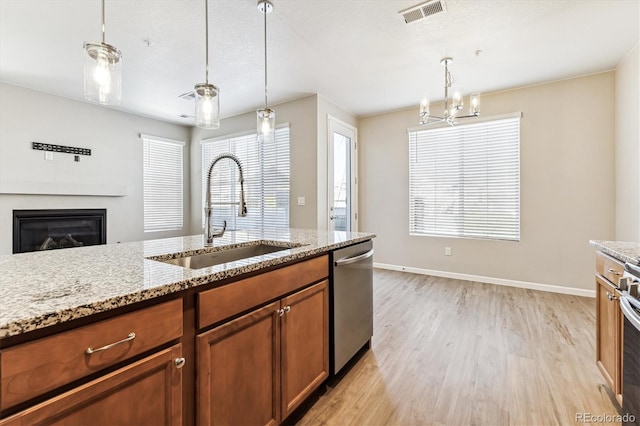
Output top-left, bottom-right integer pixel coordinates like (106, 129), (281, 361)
(281, 280), (329, 419)
(596, 276), (620, 393)
(1, 344), (183, 426)
(197, 301), (280, 426)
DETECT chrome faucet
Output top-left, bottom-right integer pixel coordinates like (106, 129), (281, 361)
(204, 153), (247, 246)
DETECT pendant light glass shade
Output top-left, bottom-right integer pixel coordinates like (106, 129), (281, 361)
(195, 0), (220, 129)
(83, 0), (122, 105)
(257, 0), (274, 140)
(195, 83), (220, 129)
(257, 107), (275, 141)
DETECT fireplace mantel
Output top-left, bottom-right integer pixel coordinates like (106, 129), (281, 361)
(0, 181), (127, 197)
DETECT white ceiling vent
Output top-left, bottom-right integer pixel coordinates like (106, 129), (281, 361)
(399, 0), (446, 24)
(178, 91), (195, 101)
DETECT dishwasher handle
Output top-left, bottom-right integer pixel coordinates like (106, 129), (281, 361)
(335, 249), (374, 267)
(621, 295), (640, 332)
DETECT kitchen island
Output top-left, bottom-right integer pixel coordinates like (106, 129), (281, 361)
(0, 228), (375, 425)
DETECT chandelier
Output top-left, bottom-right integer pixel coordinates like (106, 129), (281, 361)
(419, 57), (480, 126)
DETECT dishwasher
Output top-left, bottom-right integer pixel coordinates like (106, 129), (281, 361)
(330, 240), (374, 375)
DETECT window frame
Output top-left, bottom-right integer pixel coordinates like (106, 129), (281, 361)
(141, 133), (185, 233)
(407, 113), (521, 242)
(200, 124), (290, 231)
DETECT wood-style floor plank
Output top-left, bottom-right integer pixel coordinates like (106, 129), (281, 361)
(298, 269), (620, 426)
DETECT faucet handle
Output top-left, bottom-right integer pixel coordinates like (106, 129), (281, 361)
(211, 220), (227, 238)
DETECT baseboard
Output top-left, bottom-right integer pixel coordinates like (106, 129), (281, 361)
(373, 262), (596, 298)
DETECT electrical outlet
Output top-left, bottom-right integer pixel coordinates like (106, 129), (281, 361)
(45, 151), (53, 161)
(445, 247), (452, 256)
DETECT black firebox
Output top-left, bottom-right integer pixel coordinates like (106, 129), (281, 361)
(13, 209), (106, 254)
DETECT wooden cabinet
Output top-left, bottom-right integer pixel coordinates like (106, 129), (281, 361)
(0, 344), (183, 426)
(280, 282), (329, 419)
(197, 280), (329, 425)
(594, 251), (624, 405)
(0, 300), (184, 425)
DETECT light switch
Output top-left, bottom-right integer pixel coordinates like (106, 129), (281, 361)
(297, 196), (305, 206)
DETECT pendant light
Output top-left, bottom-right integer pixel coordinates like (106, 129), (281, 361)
(257, 0), (275, 141)
(83, 0), (122, 105)
(195, 0), (220, 129)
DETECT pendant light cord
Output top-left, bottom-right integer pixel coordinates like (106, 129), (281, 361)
(264, 5), (268, 109)
(205, 0), (209, 85)
(101, 0), (105, 44)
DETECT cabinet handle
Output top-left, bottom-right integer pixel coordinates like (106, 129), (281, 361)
(607, 291), (618, 301)
(174, 357), (186, 369)
(607, 268), (622, 276)
(277, 308), (285, 317)
(86, 332), (136, 354)
(283, 306), (291, 314)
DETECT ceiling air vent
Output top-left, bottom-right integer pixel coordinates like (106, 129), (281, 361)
(178, 91), (195, 101)
(399, 0), (446, 24)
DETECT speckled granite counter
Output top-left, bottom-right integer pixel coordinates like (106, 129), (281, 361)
(0, 229), (375, 340)
(590, 240), (640, 265)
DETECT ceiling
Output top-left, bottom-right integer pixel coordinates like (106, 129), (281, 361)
(1, 0), (638, 126)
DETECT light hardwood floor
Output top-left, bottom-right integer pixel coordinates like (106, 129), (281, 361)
(299, 269), (621, 426)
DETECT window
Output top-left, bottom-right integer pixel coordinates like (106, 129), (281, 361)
(201, 125), (290, 230)
(408, 115), (520, 241)
(142, 134), (184, 232)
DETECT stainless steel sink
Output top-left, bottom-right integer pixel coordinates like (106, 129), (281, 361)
(149, 242), (300, 270)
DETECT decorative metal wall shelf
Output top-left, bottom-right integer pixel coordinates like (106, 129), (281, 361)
(32, 142), (91, 156)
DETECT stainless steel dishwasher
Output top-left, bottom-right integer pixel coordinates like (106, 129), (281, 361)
(330, 240), (374, 375)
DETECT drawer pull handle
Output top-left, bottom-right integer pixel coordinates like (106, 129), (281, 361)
(86, 332), (136, 354)
(277, 308), (285, 317)
(607, 268), (622, 276)
(283, 306), (291, 314)
(607, 291), (619, 301)
(174, 357), (186, 369)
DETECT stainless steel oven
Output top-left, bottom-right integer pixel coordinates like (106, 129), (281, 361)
(620, 263), (640, 426)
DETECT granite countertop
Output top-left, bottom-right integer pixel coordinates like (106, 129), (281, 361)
(590, 240), (640, 265)
(0, 228), (375, 340)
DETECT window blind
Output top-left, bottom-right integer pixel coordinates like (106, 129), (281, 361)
(201, 126), (290, 230)
(408, 116), (520, 241)
(142, 135), (184, 232)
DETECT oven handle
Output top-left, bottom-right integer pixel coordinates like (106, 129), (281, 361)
(620, 295), (640, 332)
(335, 249), (374, 267)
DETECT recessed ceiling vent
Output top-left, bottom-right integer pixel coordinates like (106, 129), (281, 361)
(399, 0), (446, 24)
(178, 91), (195, 101)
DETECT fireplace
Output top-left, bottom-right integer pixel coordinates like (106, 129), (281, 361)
(13, 209), (106, 254)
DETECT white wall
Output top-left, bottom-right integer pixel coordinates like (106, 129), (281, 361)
(615, 42), (640, 241)
(190, 95), (318, 234)
(0, 83), (191, 254)
(358, 72), (616, 292)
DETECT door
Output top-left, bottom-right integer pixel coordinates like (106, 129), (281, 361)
(280, 281), (329, 420)
(196, 301), (280, 426)
(328, 116), (357, 232)
(1, 345), (183, 425)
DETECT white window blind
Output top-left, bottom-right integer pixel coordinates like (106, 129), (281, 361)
(142, 135), (184, 232)
(408, 116), (520, 241)
(201, 126), (290, 230)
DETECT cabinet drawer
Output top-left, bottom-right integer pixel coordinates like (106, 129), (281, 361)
(198, 255), (328, 328)
(596, 251), (624, 285)
(1, 298), (183, 411)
